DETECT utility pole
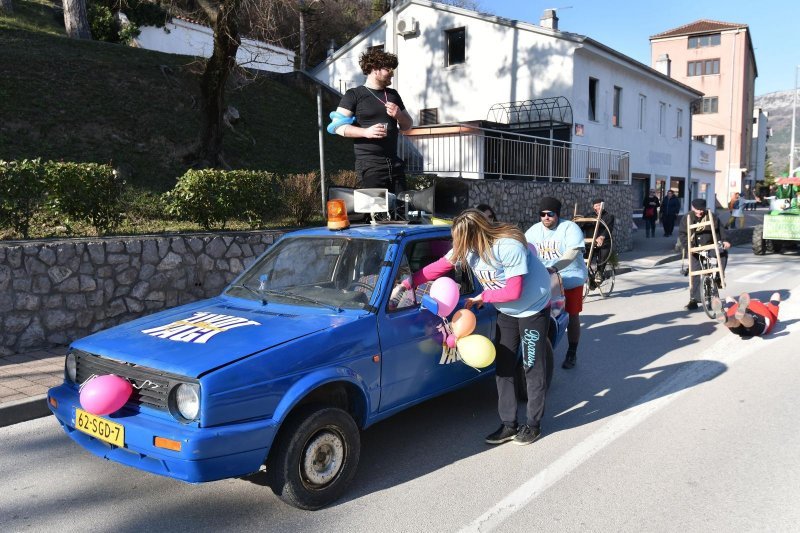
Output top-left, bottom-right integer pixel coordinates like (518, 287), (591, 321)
(790, 65), (798, 175)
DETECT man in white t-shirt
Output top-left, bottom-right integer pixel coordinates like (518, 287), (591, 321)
(525, 197), (588, 369)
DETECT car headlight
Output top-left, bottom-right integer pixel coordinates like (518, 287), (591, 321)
(171, 383), (200, 421)
(65, 353), (77, 383)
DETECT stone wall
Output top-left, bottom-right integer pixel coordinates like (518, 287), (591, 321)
(0, 231), (284, 355)
(0, 180), (634, 355)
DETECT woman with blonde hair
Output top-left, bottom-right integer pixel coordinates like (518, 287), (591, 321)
(403, 209), (553, 446)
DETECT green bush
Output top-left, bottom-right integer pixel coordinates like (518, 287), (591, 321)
(87, 3), (116, 42)
(45, 162), (125, 234)
(163, 169), (282, 230)
(0, 159), (48, 239)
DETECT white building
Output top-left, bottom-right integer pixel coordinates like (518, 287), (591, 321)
(311, 0), (703, 213)
(747, 107), (770, 188)
(690, 139), (718, 212)
(135, 16), (295, 73)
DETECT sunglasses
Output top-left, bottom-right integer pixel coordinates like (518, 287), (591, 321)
(539, 211), (556, 218)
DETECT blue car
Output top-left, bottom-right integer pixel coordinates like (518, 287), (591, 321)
(48, 223), (567, 509)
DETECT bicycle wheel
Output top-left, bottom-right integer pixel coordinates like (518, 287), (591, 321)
(701, 274), (719, 319)
(596, 265), (615, 298)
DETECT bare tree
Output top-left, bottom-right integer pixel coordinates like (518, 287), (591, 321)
(62, 0), (91, 39)
(192, 0), (243, 168)
(0, 0), (14, 15)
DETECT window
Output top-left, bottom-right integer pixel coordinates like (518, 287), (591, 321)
(658, 102), (667, 135)
(638, 94), (646, 130)
(687, 33), (720, 48)
(687, 59), (720, 76)
(419, 108), (439, 125)
(588, 78), (598, 121)
(445, 28), (465, 66)
(694, 134), (725, 150)
(612, 86), (622, 127)
(676, 108), (683, 138)
(367, 44), (384, 53)
(587, 169), (599, 183)
(699, 97), (719, 114)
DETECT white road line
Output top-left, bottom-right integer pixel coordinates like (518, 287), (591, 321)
(736, 269), (783, 284)
(461, 285), (800, 533)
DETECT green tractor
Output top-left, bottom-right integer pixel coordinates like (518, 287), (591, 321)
(752, 176), (800, 255)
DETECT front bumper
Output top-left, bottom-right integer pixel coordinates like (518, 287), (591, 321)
(48, 384), (278, 483)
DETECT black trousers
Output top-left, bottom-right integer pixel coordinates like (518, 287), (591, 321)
(662, 214), (677, 235)
(495, 309), (552, 428)
(355, 156), (407, 193)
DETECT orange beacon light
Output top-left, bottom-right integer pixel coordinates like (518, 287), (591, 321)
(327, 199), (350, 230)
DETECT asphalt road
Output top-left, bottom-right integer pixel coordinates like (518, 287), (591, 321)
(3, 246), (800, 532)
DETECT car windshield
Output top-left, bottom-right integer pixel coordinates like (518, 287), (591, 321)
(226, 236), (391, 311)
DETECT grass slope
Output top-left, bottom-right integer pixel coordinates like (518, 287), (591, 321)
(0, 0), (353, 193)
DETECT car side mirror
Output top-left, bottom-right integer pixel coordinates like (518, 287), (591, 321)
(420, 294), (439, 315)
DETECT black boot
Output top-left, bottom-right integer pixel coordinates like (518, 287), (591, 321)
(562, 350), (576, 369)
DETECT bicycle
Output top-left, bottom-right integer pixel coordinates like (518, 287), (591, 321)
(683, 245), (725, 319)
(573, 215), (615, 300)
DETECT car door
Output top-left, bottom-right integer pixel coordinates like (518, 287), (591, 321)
(376, 236), (495, 412)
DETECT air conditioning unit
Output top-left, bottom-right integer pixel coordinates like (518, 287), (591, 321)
(396, 17), (418, 36)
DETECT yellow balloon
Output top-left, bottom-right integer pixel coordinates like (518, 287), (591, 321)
(456, 334), (496, 369)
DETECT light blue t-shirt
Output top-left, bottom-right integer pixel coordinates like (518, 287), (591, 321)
(447, 238), (550, 317)
(525, 220), (588, 290)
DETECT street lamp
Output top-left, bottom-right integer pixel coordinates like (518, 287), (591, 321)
(791, 67), (798, 172)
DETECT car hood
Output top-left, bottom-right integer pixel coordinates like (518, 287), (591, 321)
(71, 298), (362, 377)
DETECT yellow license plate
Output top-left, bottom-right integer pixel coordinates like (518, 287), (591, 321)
(75, 408), (125, 447)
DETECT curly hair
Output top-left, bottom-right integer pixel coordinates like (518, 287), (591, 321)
(359, 49), (399, 75)
(450, 209), (527, 267)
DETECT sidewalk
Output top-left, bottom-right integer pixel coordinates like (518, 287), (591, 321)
(0, 208), (764, 428)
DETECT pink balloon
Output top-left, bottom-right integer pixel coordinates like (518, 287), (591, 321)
(80, 375), (132, 415)
(446, 334), (457, 348)
(429, 277), (460, 317)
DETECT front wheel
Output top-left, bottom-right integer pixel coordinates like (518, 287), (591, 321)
(268, 406), (360, 510)
(701, 275), (720, 319)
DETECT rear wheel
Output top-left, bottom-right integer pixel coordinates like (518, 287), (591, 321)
(596, 266), (615, 298)
(268, 406), (360, 510)
(701, 275), (720, 320)
(752, 224), (766, 255)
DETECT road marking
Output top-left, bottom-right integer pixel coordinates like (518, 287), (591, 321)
(462, 285), (800, 533)
(736, 270), (783, 284)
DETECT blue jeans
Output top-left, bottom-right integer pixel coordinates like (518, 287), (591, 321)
(644, 217), (657, 237)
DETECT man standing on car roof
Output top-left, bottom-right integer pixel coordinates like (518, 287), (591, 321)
(332, 49), (413, 194)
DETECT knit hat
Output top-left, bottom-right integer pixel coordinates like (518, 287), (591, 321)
(591, 198), (604, 205)
(539, 197), (562, 216)
(691, 198), (707, 210)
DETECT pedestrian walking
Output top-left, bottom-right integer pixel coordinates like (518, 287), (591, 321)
(660, 190), (681, 237)
(643, 189), (660, 238)
(525, 197), (588, 369)
(405, 209), (553, 446)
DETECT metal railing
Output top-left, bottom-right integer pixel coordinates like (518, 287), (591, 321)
(398, 124), (630, 184)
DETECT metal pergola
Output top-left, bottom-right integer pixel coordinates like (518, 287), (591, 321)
(486, 97), (573, 130)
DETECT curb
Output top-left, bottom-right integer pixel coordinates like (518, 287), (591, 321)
(0, 395), (52, 428)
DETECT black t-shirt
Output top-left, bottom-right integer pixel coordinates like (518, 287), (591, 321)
(339, 85), (406, 159)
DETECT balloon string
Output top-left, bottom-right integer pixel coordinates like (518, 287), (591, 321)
(131, 379), (157, 390)
(78, 374), (98, 392)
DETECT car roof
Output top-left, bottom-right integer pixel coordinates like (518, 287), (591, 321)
(288, 223), (452, 240)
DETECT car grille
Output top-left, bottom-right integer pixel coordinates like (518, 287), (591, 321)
(74, 351), (191, 412)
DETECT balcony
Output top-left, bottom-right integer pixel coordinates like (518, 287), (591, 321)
(399, 123), (630, 184)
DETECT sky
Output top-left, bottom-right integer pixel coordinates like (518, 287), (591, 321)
(483, 0), (799, 96)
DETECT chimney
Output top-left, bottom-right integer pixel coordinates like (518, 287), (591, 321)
(540, 9), (558, 30)
(655, 53), (671, 77)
